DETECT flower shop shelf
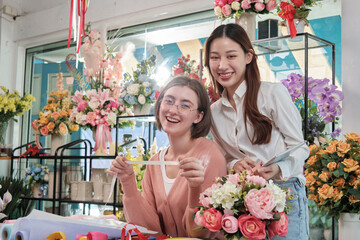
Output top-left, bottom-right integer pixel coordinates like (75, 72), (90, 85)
(251, 33), (336, 141)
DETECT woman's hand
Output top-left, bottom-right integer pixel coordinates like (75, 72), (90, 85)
(233, 157), (258, 172)
(255, 164), (281, 180)
(106, 156), (134, 181)
(179, 156), (205, 188)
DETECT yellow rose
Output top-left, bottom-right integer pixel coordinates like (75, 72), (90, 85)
(319, 171), (330, 182)
(59, 122), (68, 136)
(342, 158), (359, 172)
(47, 122), (55, 132)
(307, 155), (318, 166)
(332, 188), (343, 202)
(318, 184), (334, 199)
(327, 162), (337, 171)
(325, 145), (336, 154)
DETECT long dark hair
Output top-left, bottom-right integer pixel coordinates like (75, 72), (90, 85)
(204, 23), (272, 145)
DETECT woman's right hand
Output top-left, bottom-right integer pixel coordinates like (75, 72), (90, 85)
(233, 157), (259, 172)
(106, 156), (134, 180)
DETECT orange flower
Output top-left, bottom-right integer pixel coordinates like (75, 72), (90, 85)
(342, 158), (359, 172)
(349, 177), (360, 189)
(51, 112), (60, 121)
(59, 122), (68, 136)
(307, 155), (318, 166)
(349, 195), (360, 203)
(319, 171), (330, 182)
(325, 145), (336, 154)
(332, 188), (343, 202)
(309, 144), (319, 153)
(59, 110), (68, 117)
(336, 142), (351, 155)
(39, 116), (49, 125)
(318, 184), (333, 200)
(346, 132), (360, 142)
(316, 149), (327, 157)
(47, 122), (55, 132)
(309, 186), (315, 192)
(330, 140), (340, 146)
(308, 194), (318, 201)
(333, 178), (345, 188)
(305, 171), (318, 186)
(327, 162), (337, 171)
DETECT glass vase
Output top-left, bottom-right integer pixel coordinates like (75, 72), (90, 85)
(0, 121), (9, 145)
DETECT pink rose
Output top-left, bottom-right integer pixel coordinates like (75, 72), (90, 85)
(254, 2), (265, 11)
(202, 208), (223, 232)
(238, 214), (266, 240)
(227, 173), (240, 185)
(241, 1), (251, 10)
(194, 211), (203, 227)
(221, 4), (232, 17)
(266, 0), (277, 11)
(173, 67), (184, 76)
(246, 175), (267, 186)
(222, 215), (238, 233)
(86, 112), (98, 126)
(268, 212), (289, 237)
(40, 126), (49, 136)
(77, 101), (88, 111)
(245, 188), (276, 219)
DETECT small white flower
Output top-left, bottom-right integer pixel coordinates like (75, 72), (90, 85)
(127, 84), (140, 95)
(210, 182), (239, 209)
(138, 94), (146, 105)
(266, 180), (287, 212)
(142, 81), (150, 87)
(214, 6), (223, 17)
(231, 1), (240, 11)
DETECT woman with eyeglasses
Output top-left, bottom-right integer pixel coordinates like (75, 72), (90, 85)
(204, 24), (310, 239)
(107, 76), (227, 238)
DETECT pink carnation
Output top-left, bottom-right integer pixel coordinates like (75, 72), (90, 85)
(238, 214), (266, 240)
(221, 4), (232, 17)
(222, 215), (238, 233)
(266, 0), (277, 11)
(254, 2), (265, 11)
(244, 188), (276, 219)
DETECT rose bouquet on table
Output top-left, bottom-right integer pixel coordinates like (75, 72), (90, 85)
(281, 73), (343, 145)
(32, 72), (79, 137)
(172, 54), (219, 104)
(194, 171), (293, 239)
(277, 0), (318, 38)
(213, 0), (277, 20)
(119, 55), (159, 111)
(305, 132), (360, 220)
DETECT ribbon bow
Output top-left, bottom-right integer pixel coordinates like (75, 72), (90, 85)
(93, 124), (113, 154)
(278, 2), (297, 38)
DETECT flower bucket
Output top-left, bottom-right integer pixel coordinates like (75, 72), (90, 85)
(235, 12), (256, 41)
(286, 19), (306, 40)
(133, 103), (151, 116)
(339, 213), (360, 240)
(33, 183), (43, 198)
(51, 135), (66, 156)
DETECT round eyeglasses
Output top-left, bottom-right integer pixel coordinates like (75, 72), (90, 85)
(162, 98), (199, 113)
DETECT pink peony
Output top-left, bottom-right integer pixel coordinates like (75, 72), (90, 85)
(221, 4), (232, 17)
(254, 2), (265, 11)
(238, 214), (266, 240)
(202, 208), (223, 232)
(266, 0), (277, 11)
(246, 175), (267, 186)
(227, 173), (240, 185)
(194, 211), (204, 227)
(214, 0), (228, 7)
(268, 212), (289, 237)
(241, 0), (251, 10)
(222, 215), (238, 233)
(244, 188), (276, 219)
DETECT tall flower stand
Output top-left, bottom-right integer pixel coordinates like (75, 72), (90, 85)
(339, 213), (360, 240)
(235, 12), (256, 41)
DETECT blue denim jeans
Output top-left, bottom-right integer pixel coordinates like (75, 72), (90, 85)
(272, 178), (309, 240)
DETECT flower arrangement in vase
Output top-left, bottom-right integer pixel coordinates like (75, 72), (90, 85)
(277, 0), (318, 38)
(24, 164), (51, 198)
(119, 55), (159, 115)
(281, 73), (343, 145)
(213, 0), (277, 20)
(69, 29), (134, 155)
(172, 54), (219, 104)
(194, 171), (292, 239)
(305, 132), (360, 219)
(0, 86), (35, 145)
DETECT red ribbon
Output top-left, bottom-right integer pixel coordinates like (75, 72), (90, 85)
(278, 2), (297, 38)
(67, 0), (89, 52)
(120, 223), (169, 240)
(93, 124), (113, 153)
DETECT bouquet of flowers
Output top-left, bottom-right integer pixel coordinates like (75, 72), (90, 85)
(119, 55), (159, 109)
(194, 171), (292, 239)
(281, 73), (343, 144)
(213, 0), (277, 20)
(24, 164), (51, 186)
(0, 184), (12, 221)
(305, 132), (360, 219)
(277, 0), (318, 37)
(172, 54), (219, 104)
(32, 72), (79, 137)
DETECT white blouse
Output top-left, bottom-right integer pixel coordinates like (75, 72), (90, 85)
(159, 147), (175, 196)
(210, 81), (309, 184)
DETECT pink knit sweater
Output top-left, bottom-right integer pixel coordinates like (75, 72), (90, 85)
(120, 137), (227, 238)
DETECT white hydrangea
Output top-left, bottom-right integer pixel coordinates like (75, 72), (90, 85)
(138, 94), (146, 105)
(127, 84), (140, 95)
(210, 182), (239, 209)
(266, 180), (287, 212)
